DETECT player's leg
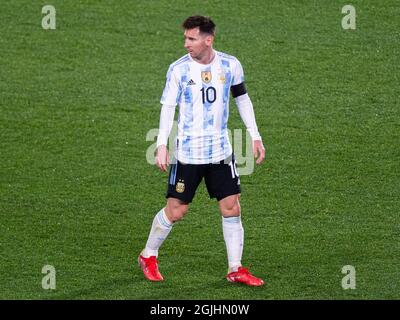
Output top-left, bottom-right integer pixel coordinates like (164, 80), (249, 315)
(138, 160), (202, 281)
(141, 198), (187, 260)
(138, 197), (188, 281)
(205, 154), (264, 286)
(204, 155), (243, 271)
(218, 194), (244, 273)
(219, 194), (264, 286)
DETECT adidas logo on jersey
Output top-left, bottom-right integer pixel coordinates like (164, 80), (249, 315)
(187, 79), (196, 85)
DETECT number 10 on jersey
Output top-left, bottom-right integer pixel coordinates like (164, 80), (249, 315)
(200, 86), (216, 104)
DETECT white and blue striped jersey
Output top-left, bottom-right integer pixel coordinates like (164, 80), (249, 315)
(160, 50), (245, 164)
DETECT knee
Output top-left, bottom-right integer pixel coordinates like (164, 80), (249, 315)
(220, 195), (241, 217)
(165, 199), (189, 222)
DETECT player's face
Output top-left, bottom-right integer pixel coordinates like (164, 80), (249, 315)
(184, 27), (213, 61)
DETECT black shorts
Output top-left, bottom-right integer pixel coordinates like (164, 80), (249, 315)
(166, 154), (241, 204)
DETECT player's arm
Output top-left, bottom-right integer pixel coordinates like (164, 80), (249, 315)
(156, 65), (180, 171)
(231, 63), (265, 165)
(233, 90), (265, 164)
(156, 104), (176, 172)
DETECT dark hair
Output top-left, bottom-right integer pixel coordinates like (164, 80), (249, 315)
(182, 15), (216, 35)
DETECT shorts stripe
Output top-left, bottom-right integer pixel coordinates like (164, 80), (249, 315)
(169, 163), (178, 185)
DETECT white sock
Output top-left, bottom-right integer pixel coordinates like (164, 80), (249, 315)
(222, 216), (244, 272)
(142, 208), (173, 258)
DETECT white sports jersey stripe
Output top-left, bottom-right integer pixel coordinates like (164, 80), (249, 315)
(160, 50), (245, 164)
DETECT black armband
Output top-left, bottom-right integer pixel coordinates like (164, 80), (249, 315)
(230, 82), (247, 98)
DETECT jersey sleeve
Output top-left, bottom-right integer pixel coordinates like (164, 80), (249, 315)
(160, 65), (181, 106)
(231, 58), (247, 98)
(231, 58), (245, 86)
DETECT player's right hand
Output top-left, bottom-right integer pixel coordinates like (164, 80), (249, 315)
(155, 145), (170, 172)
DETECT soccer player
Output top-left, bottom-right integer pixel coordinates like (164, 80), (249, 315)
(138, 15), (266, 286)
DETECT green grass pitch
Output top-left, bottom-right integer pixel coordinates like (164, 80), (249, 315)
(0, 0), (399, 299)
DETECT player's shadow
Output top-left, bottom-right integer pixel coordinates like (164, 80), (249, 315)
(48, 267), (262, 299)
(47, 275), (142, 300)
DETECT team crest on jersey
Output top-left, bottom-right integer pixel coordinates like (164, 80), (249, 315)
(201, 71), (212, 84)
(176, 180), (185, 193)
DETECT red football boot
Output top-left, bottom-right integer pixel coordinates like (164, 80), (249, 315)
(226, 266), (264, 286)
(138, 255), (164, 281)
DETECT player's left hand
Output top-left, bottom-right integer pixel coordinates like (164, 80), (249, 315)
(253, 139), (265, 164)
